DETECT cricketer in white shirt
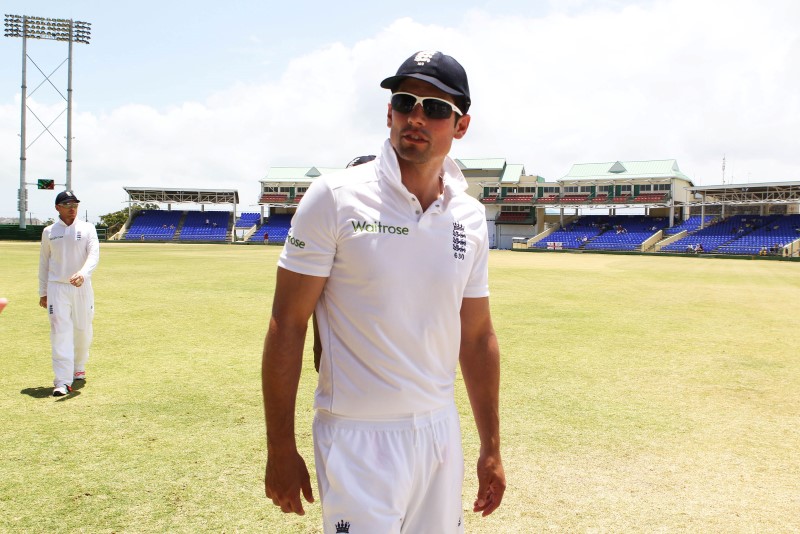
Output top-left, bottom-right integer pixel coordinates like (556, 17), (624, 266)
(39, 217), (100, 389)
(263, 51), (504, 533)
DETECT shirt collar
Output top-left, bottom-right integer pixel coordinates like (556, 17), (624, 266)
(378, 138), (468, 197)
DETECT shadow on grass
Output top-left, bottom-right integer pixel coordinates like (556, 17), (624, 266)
(21, 380), (85, 400)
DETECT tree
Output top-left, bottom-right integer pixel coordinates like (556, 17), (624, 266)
(98, 203), (160, 235)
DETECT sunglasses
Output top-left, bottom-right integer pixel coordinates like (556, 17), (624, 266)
(59, 203), (80, 209)
(390, 92), (463, 119)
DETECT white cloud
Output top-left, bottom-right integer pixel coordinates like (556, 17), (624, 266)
(2, 0), (798, 222)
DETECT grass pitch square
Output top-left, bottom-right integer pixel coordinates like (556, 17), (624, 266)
(1, 242), (798, 533)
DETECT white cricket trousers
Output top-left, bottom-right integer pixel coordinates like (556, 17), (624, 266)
(313, 404), (465, 534)
(47, 281), (94, 387)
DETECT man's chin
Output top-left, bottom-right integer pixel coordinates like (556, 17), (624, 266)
(395, 143), (429, 163)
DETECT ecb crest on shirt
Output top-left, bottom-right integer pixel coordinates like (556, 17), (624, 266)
(452, 221), (467, 261)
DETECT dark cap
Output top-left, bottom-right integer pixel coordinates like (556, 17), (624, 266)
(55, 190), (80, 205)
(346, 155), (377, 168)
(380, 50), (471, 114)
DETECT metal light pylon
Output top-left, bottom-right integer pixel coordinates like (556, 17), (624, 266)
(4, 14), (91, 228)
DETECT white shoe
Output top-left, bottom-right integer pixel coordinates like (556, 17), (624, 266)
(73, 371), (86, 381)
(52, 384), (73, 397)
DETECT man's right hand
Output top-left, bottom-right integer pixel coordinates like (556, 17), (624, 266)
(39, 296), (47, 309)
(264, 449), (315, 515)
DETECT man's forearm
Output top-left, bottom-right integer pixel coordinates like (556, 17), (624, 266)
(460, 332), (501, 452)
(262, 317), (307, 451)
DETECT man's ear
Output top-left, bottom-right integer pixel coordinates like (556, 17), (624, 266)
(454, 114), (470, 139)
(386, 103), (393, 128)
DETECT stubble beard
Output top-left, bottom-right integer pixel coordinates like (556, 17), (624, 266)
(393, 128), (434, 165)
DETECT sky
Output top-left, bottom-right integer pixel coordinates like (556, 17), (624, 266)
(1, 0), (799, 223)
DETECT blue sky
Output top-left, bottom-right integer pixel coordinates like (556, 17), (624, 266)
(2, 0), (799, 222)
(5, 0), (555, 112)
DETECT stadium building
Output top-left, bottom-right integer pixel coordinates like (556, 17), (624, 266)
(94, 158), (800, 259)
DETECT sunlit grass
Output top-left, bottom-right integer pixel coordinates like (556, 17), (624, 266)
(1, 242), (798, 532)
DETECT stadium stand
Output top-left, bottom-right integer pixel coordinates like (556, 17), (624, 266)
(530, 215), (671, 251)
(179, 211), (229, 241)
(536, 194), (559, 203)
(559, 194), (591, 203)
(531, 216), (603, 250)
(659, 214), (768, 253)
(633, 192), (668, 203)
(501, 194), (534, 203)
(663, 215), (714, 236)
(249, 213), (293, 244)
(582, 216), (669, 251)
(260, 193), (289, 203)
(591, 194), (609, 203)
(714, 214), (800, 255)
(124, 210), (182, 241)
(235, 212), (261, 228)
(496, 211), (532, 223)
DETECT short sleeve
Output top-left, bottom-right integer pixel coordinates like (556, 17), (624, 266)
(463, 216), (490, 299)
(277, 178), (338, 278)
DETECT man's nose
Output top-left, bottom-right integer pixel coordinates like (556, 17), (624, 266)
(406, 103), (426, 123)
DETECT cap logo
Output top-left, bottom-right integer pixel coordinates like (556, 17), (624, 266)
(413, 50), (437, 65)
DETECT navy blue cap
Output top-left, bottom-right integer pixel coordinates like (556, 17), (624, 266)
(55, 190), (80, 205)
(380, 51), (471, 114)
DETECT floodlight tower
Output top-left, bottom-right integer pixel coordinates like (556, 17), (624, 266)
(4, 14), (91, 228)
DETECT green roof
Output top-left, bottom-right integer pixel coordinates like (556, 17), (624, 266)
(500, 164), (525, 183)
(561, 160), (692, 182)
(455, 158), (507, 171)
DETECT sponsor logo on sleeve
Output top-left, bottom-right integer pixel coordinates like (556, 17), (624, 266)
(286, 234), (306, 249)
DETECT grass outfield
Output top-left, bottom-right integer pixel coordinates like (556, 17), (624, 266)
(1, 241), (798, 533)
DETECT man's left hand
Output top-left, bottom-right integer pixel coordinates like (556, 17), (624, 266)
(473, 451), (505, 517)
(69, 273), (84, 287)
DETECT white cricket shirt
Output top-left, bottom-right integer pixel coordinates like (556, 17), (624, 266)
(278, 139), (490, 417)
(39, 218), (100, 297)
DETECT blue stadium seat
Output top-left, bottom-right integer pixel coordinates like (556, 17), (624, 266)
(125, 210), (182, 241)
(249, 213), (294, 244)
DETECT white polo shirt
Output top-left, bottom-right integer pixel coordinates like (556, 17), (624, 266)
(278, 139), (490, 418)
(39, 218), (100, 297)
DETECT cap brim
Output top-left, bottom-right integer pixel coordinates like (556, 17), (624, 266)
(380, 73), (462, 98)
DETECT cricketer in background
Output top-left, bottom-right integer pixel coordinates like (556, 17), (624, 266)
(39, 190), (100, 397)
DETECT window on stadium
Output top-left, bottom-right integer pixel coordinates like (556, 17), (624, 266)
(503, 187), (536, 194)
